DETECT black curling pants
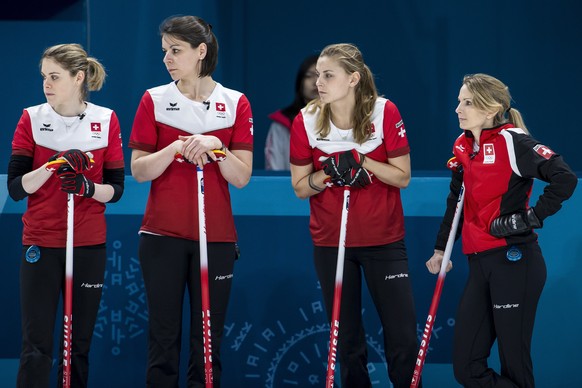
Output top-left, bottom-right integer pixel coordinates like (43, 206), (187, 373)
(139, 234), (237, 388)
(17, 245), (106, 388)
(314, 240), (420, 388)
(453, 242), (546, 388)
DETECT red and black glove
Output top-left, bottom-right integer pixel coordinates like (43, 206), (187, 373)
(55, 164), (76, 180)
(48, 149), (93, 173)
(321, 150), (365, 181)
(59, 165), (95, 198)
(347, 167), (372, 188)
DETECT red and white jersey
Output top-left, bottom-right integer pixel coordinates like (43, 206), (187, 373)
(11, 102), (124, 247)
(129, 81), (253, 242)
(290, 98), (410, 247)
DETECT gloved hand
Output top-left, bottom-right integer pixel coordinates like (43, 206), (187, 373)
(55, 164), (76, 180)
(323, 176), (346, 188)
(321, 150), (365, 181)
(48, 149), (93, 173)
(60, 172), (95, 198)
(490, 208), (542, 238)
(347, 167), (372, 188)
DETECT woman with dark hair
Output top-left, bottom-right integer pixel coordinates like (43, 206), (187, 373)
(265, 55), (318, 170)
(129, 15), (253, 387)
(8, 43), (124, 387)
(290, 43), (420, 387)
(426, 73), (577, 387)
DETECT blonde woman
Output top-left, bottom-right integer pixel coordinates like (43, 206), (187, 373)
(8, 43), (124, 387)
(290, 43), (419, 387)
(426, 73), (577, 387)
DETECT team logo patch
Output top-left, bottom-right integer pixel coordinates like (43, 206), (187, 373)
(91, 123), (101, 132)
(483, 143), (495, 164)
(533, 144), (554, 159)
(216, 102), (226, 112)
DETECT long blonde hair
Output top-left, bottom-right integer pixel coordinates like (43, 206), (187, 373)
(41, 43), (106, 102)
(307, 43), (378, 144)
(462, 73), (528, 133)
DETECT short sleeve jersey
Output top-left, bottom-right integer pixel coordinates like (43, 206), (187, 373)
(129, 81), (253, 242)
(11, 102), (124, 247)
(290, 98), (410, 247)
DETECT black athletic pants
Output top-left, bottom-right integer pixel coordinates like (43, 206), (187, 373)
(314, 240), (420, 388)
(453, 242), (546, 388)
(139, 234), (237, 388)
(17, 245), (106, 388)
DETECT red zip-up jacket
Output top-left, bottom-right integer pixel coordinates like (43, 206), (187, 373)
(435, 123), (577, 255)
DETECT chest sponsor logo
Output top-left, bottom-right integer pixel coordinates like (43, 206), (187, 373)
(533, 144), (554, 159)
(483, 143), (495, 164)
(40, 123), (53, 132)
(166, 102), (180, 111)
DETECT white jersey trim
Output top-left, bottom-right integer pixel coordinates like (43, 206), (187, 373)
(301, 97), (388, 154)
(500, 127), (527, 177)
(27, 102), (112, 152)
(149, 82), (243, 134)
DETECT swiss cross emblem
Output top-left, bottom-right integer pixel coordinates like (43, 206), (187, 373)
(216, 102), (226, 112)
(483, 143), (495, 164)
(91, 122), (101, 132)
(533, 144), (554, 159)
(447, 156), (461, 172)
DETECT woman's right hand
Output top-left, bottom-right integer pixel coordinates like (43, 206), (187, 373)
(425, 249), (452, 274)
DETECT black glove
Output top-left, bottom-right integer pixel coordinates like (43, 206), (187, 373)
(490, 208), (542, 238)
(60, 172), (95, 198)
(321, 150), (365, 181)
(347, 167), (372, 188)
(49, 149), (93, 173)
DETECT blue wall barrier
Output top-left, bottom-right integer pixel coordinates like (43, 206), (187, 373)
(1, 175), (580, 387)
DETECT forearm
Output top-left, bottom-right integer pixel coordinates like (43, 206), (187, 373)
(21, 164), (53, 194)
(292, 167), (327, 199)
(218, 149), (252, 188)
(131, 143), (179, 182)
(91, 183), (115, 203)
(363, 156), (410, 188)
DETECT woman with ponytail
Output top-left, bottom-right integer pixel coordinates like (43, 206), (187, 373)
(426, 73), (577, 387)
(290, 43), (420, 387)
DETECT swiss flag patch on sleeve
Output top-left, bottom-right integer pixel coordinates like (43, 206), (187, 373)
(533, 144), (554, 159)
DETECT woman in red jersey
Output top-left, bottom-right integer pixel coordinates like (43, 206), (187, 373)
(290, 43), (420, 388)
(129, 15), (253, 387)
(7, 43), (125, 387)
(426, 73), (577, 387)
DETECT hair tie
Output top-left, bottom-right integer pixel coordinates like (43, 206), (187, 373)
(506, 106), (512, 113)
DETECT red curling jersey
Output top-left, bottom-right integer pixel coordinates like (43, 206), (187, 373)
(129, 82), (253, 242)
(11, 102), (124, 247)
(290, 98), (410, 247)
